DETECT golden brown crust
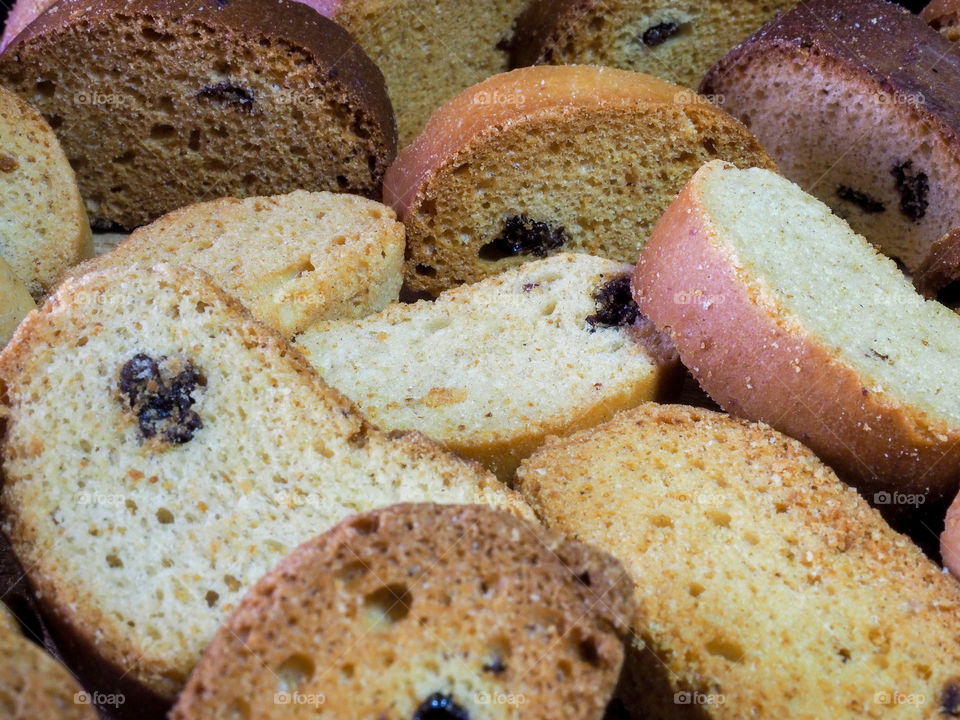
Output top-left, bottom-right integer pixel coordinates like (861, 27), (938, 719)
(173, 503), (632, 720)
(633, 163), (960, 502)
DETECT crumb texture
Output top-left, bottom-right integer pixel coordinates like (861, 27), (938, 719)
(0, 84), (90, 296)
(517, 404), (960, 720)
(0, 0), (396, 229)
(172, 503), (633, 720)
(62, 191), (404, 336)
(296, 254), (673, 480)
(389, 66), (774, 295)
(0, 264), (529, 701)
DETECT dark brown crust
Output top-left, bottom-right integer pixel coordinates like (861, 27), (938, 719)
(702, 0), (960, 151)
(633, 164), (960, 505)
(1, 0), (397, 173)
(915, 228), (960, 299)
(507, 0), (588, 68)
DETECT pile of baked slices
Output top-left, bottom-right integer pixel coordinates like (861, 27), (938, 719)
(3, 0), (960, 718)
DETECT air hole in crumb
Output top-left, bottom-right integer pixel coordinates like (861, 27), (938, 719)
(156, 508), (174, 524)
(577, 637), (601, 666)
(689, 582), (705, 598)
(335, 561), (369, 583)
(106, 554), (123, 568)
(705, 637), (744, 663)
(276, 654), (315, 692)
(150, 124), (177, 141)
(188, 130), (202, 151)
(350, 516), (380, 536)
(113, 150), (136, 165)
(838, 648), (851, 663)
(35, 80), (56, 99)
(336, 175), (349, 189)
(205, 590), (219, 608)
(706, 510), (731, 528)
(364, 584), (412, 627)
(576, 571), (591, 587)
(415, 264), (437, 277)
(702, 137), (718, 155)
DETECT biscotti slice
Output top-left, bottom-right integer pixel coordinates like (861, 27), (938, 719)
(172, 503), (633, 720)
(702, 0), (960, 273)
(0, 254), (34, 346)
(61, 191), (404, 336)
(296, 254), (679, 481)
(509, 0), (796, 89)
(0, 0), (396, 230)
(310, 0), (533, 146)
(922, 0), (960, 41)
(635, 160), (960, 504)
(0, 263), (531, 715)
(0, 603), (99, 719)
(0, 83), (90, 296)
(385, 65), (774, 296)
(516, 403), (960, 720)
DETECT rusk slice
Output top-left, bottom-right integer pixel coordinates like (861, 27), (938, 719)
(0, 83), (90, 296)
(296, 254), (679, 481)
(509, 0), (796, 89)
(702, 0), (960, 273)
(0, 0), (396, 230)
(516, 403), (960, 720)
(0, 264), (530, 714)
(61, 191), (404, 337)
(0, 603), (98, 719)
(0, 254), (34, 346)
(634, 160), (960, 502)
(384, 65), (774, 296)
(172, 503), (633, 720)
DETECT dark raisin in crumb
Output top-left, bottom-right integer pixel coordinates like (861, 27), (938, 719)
(482, 657), (506, 674)
(836, 185), (885, 214)
(943, 683), (960, 717)
(891, 161), (929, 222)
(412, 693), (470, 720)
(197, 82), (255, 113)
(586, 275), (641, 329)
(119, 354), (203, 444)
(642, 22), (680, 47)
(478, 215), (567, 261)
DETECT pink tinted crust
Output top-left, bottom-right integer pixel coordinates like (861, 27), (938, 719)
(0, 0), (56, 50)
(633, 162), (960, 504)
(383, 65), (687, 221)
(943, 493), (960, 577)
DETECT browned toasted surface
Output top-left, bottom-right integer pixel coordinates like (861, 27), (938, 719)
(385, 65), (774, 295)
(0, 0), (396, 229)
(173, 503), (633, 720)
(517, 403), (960, 720)
(0, 604), (98, 719)
(0, 263), (530, 706)
(702, 0), (960, 273)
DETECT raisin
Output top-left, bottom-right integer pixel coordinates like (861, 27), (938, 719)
(836, 185), (885, 214)
(412, 694), (470, 720)
(586, 275), (641, 329)
(119, 354), (203, 445)
(943, 683), (960, 717)
(642, 22), (680, 47)
(891, 161), (929, 222)
(197, 82), (255, 113)
(478, 215), (567, 261)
